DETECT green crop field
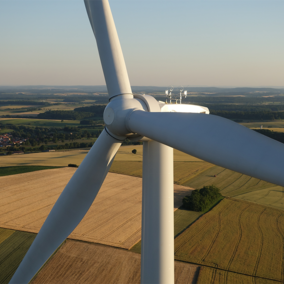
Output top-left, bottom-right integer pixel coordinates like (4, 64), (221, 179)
(242, 121), (284, 129)
(0, 166), (60, 177)
(0, 128), (13, 134)
(0, 150), (89, 167)
(0, 229), (36, 284)
(0, 118), (81, 127)
(197, 266), (280, 284)
(251, 127), (284, 133)
(175, 198), (284, 282)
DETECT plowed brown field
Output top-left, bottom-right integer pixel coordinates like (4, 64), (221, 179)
(0, 168), (192, 249)
(31, 240), (199, 284)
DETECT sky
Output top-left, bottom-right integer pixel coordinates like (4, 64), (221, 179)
(0, 0), (283, 87)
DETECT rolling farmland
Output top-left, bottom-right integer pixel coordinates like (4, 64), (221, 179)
(175, 198), (284, 282)
(31, 240), (199, 284)
(0, 118), (81, 127)
(2, 145), (284, 210)
(0, 168), (193, 249)
(1, 144), (284, 211)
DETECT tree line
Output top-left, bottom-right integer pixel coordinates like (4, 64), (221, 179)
(210, 110), (284, 121)
(37, 105), (106, 120)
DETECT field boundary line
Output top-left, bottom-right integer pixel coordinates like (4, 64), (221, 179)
(177, 259), (283, 284)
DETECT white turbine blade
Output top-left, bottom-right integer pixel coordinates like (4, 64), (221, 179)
(128, 111), (284, 187)
(84, 0), (132, 99)
(10, 129), (121, 284)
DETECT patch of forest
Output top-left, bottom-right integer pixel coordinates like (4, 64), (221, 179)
(37, 105), (106, 120)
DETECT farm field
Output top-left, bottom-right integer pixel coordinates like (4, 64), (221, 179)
(0, 150), (89, 167)
(241, 121), (284, 129)
(2, 145), (284, 210)
(0, 128), (12, 134)
(0, 118), (81, 127)
(0, 229), (36, 284)
(174, 198), (284, 282)
(111, 148), (284, 210)
(31, 240), (199, 284)
(197, 267), (280, 284)
(131, 209), (203, 254)
(251, 127), (284, 133)
(184, 166), (284, 210)
(0, 166), (60, 177)
(0, 168), (193, 249)
(236, 186), (284, 209)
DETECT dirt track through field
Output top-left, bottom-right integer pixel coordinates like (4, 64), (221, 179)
(0, 168), (192, 249)
(31, 240), (199, 284)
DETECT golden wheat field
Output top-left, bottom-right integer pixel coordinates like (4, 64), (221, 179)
(0, 168), (192, 249)
(174, 198), (284, 282)
(31, 240), (199, 284)
(2, 145), (284, 211)
(0, 145), (203, 166)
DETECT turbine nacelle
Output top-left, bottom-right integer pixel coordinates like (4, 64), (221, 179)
(103, 94), (210, 140)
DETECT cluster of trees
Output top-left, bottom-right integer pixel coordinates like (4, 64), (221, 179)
(37, 105), (106, 121)
(74, 105), (105, 115)
(211, 110), (284, 121)
(38, 110), (94, 120)
(182, 185), (222, 212)
(39, 142), (93, 151)
(0, 124), (101, 146)
(3, 141), (94, 155)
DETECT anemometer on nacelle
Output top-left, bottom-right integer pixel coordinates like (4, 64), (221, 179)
(165, 87), (188, 104)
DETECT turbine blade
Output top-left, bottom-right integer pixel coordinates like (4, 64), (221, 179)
(128, 111), (284, 187)
(84, 0), (132, 99)
(10, 129), (122, 284)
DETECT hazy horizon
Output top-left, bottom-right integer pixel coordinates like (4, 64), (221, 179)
(1, 0), (283, 87)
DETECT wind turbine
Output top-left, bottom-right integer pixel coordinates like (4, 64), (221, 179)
(10, 0), (284, 284)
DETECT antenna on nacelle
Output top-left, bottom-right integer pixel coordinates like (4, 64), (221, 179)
(179, 87), (187, 104)
(165, 87), (174, 104)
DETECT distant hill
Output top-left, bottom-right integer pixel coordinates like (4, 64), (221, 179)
(0, 85), (284, 97)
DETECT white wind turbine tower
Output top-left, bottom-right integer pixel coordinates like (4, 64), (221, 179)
(10, 0), (284, 283)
